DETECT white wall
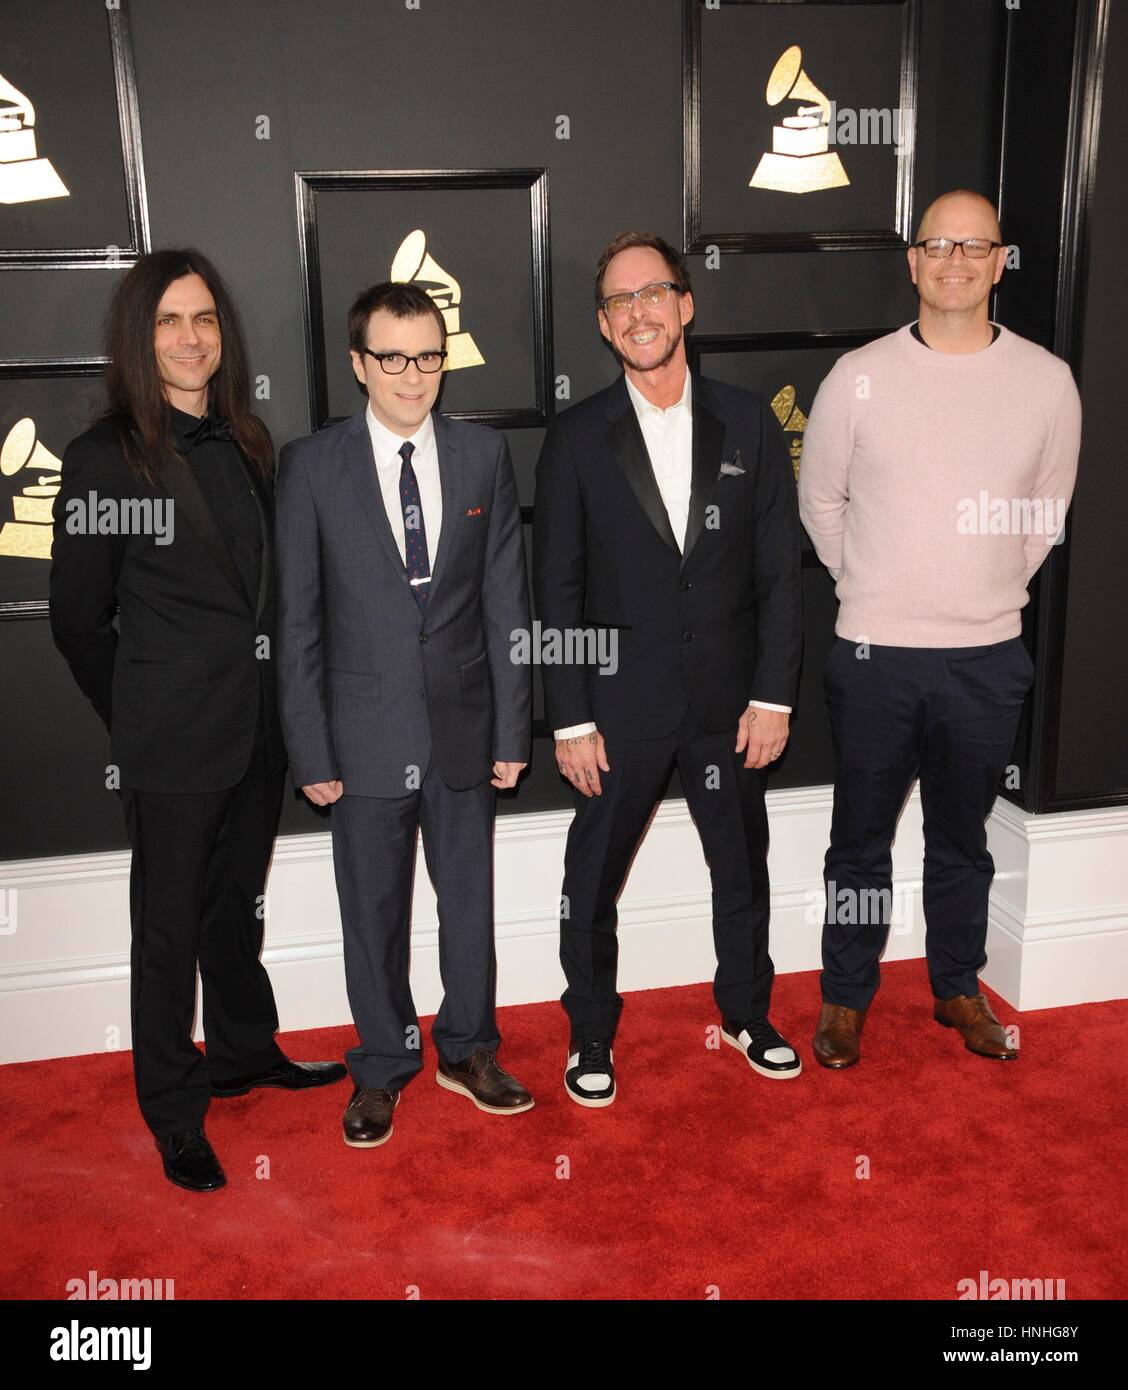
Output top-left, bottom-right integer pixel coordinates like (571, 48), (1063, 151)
(1, 786), (1125, 1064)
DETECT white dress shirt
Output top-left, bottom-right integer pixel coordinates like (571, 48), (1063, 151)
(553, 369), (790, 740)
(366, 403), (442, 571)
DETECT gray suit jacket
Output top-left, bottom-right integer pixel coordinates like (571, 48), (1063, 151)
(275, 408), (531, 796)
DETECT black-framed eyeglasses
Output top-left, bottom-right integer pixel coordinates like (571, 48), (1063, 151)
(912, 237), (1004, 260)
(599, 281), (680, 316)
(361, 348), (448, 374)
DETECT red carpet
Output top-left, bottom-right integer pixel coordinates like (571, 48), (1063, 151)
(2, 961), (1125, 1300)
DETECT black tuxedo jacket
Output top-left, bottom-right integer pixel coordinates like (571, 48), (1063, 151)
(532, 372), (802, 739)
(49, 418), (286, 793)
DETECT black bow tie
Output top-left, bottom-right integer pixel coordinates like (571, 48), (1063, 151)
(176, 411), (235, 447)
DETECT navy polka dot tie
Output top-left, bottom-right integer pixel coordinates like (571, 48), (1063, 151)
(398, 440), (431, 609)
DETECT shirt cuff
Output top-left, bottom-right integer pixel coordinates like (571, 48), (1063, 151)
(748, 700), (792, 713)
(554, 721), (598, 740)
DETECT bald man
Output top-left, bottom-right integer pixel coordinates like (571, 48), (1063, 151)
(799, 190), (1080, 1068)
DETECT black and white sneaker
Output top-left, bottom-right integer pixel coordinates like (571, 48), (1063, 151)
(721, 1016), (802, 1079)
(565, 1038), (616, 1107)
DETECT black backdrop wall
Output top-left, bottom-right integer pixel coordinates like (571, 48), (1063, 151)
(0, 0), (1120, 859)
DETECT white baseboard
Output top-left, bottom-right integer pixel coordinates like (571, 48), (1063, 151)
(1, 785), (1125, 1063)
(983, 797), (1128, 1009)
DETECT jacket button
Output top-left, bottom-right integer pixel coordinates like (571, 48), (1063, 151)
(682, 631), (693, 642)
(680, 580), (691, 591)
(419, 634), (428, 643)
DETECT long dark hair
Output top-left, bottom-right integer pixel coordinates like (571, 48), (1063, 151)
(100, 248), (274, 483)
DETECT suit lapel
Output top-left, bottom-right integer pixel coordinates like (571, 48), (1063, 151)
(424, 412), (464, 608)
(238, 453), (271, 623)
(682, 385), (726, 566)
(344, 413), (412, 594)
(607, 381), (680, 556)
(154, 443), (249, 608)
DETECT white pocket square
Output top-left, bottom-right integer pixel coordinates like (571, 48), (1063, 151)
(719, 452), (745, 477)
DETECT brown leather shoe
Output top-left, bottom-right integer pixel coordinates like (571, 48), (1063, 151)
(436, 1049), (534, 1114)
(934, 993), (1018, 1059)
(813, 1003), (867, 1069)
(342, 1085), (399, 1147)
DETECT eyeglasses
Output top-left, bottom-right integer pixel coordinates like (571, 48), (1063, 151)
(599, 281), (680, 316)
(912, 238), (1003, 259)
(361, 348), (447, 374)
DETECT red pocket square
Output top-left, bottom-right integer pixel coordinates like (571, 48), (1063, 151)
(465, 506), (482, 516)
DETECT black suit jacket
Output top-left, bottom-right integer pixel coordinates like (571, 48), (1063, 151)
(274, 409), (531, 797)
(49, 418), (286, 793)
(532, 372), (802, 739)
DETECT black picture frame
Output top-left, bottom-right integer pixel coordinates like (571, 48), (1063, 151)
(682, 0), (920, 254)
(687, 327), (887, 568)
(0, 357), (107, 619)
(295, 169), (553, 433)
(0, 1), (150, 270)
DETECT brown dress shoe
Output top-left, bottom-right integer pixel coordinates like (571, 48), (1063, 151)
(342, 1085), (399, 1147)
(934, 993), (1018, 1059)
(813, 1003), (867, 1069)
(436, 1049), (534, 1114)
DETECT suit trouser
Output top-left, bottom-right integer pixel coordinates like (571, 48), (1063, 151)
(120, 711), (286, 1138)
(560, 705), (775, 1040)
(330, 765), (499, 1091)
(820, 636), (1034, 1010)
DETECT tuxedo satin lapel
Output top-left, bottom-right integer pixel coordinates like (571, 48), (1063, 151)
(155, 444), (249, 608)
(607, 397), (680, 556)
(682, 395), (726, 565)
(344, 417), (411, 591)
(238, 453), (270, 622)
(424, 413), (464, 605)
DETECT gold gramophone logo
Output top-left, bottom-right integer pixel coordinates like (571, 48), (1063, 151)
(749, 46), (849, 194)
(0, 72), (69, 205)
(770, 386), (808, 482)
(0, 418), (63, 559)
(390, 229), (484, 371)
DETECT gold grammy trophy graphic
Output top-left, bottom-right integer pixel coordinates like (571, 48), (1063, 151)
(0, 418), (63, 560)
(0, 72), (69, 205)
(749, 46), (849, 194)
(769, 386), (808, 482)
(390, 229), (484, 371)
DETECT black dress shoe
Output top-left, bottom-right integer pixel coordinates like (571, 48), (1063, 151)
(156, 1128), (226, 1192)
(211, 1056), (348, 1098)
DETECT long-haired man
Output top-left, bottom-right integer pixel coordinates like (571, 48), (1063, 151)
(50, 249), (345, 1193)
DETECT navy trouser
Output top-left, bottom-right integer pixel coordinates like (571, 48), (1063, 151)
(820, 636), (1034, 1009)
(330, 766), (499, 1090)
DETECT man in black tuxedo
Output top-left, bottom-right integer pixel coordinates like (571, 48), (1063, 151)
(533, 231), (803, 1105)
(50, 250), (345, 1193)
(275, 282), (534, 1149)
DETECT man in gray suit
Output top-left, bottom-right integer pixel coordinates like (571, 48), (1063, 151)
(275, 282), (534, 1148)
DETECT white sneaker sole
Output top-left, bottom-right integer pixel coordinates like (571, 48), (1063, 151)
(564, 1078), (616, 1108)
(721, 1026), (802, 1079)
(435, 1071), (535, 1114)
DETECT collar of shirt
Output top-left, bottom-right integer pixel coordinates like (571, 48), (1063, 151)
(624, 366), (693, 426)
(365, 403), (436, 470)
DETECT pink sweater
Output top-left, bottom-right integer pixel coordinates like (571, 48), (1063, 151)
(798, 324), (1081, 647)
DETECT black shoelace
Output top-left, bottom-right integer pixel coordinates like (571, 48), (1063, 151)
(742, 1018), (781, 1049)
(578, 1039), (612, 1072)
